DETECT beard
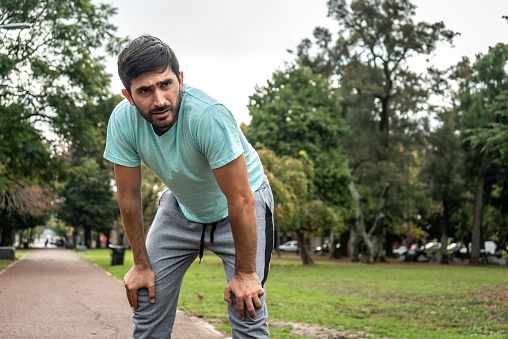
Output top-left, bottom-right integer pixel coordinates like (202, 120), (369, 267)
(134, 89), (182, 136)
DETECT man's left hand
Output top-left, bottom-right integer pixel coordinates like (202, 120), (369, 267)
(224, 272), (264, 321)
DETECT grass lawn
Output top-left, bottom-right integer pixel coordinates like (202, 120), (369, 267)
(0, 249), (30, 272)
(78, 249), (508, 338)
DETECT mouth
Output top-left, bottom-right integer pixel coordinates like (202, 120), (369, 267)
(151, 108), (171, 118)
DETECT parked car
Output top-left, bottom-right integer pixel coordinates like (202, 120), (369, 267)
(460, 241), (502, 258)
(314, 242), (340, 254)
(51, 236), (67, 247)
(447, 243), (461, 252)
(278, 240), (298, 252)
(395, 244), (429, 262)
(424, 242), (442, 253)
(393, 245), (407, 255)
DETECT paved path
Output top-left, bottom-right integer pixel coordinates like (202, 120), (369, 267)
(0, 248), (228, 338)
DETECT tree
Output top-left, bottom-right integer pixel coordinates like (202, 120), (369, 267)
(420, 109), (465, 263)
(0, 0), (126, 231)
(58, 92), (123, 248)
(0, 185), (53, 246)
(455, 43), (508, 264)
(246, 64), (350, 208)
(468, 89), (508, 162)
(59, 158), (118, 248)
(0, 105), (65, 243)
(292, 0), (457, 261)
(257, 147), (343, 265)
(348, 181), (390, 263)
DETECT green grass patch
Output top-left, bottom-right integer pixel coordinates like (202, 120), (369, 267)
(76, 248), (134, 281)
(0, 249), (31, 272)
(78, 249), (508, 338)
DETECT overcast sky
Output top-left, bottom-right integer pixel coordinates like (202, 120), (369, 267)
(104, 0), (508, 125)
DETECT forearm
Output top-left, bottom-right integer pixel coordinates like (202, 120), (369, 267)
(228, 197), (257, 275)
(118, 195), (150, 268)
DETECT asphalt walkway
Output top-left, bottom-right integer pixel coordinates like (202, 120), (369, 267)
(0, 248), (229, 338)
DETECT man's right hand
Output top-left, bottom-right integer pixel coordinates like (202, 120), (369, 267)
(124, 265), (156, 310)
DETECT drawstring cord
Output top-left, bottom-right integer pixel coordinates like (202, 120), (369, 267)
(199, 222), (218, 263)
(199, 225), (206, 263)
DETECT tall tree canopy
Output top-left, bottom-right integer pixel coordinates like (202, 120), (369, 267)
(455, 43), (508, 264)
(292, 0), (458, 261)
(420, 109), (465, 263)
(0, 0), (125, 190)
(246, 64), (350, 208)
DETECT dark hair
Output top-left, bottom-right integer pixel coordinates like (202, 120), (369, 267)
(117, 35), (180, 93)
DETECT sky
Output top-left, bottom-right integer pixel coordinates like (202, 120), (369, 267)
(104, 0), (508, 125)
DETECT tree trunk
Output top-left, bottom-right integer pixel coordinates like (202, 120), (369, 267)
(96, 232), (101, 249)
(84, 225), (91, 248)
(348, 182), (364, 262)
(330, 237), (341, 259)
(105, 230), (110, 248)
(0, 224), (11, 246)
(297, 231), (313, 265)
(471, 151), (488, 265)
(72, 228), (77, 248)
(339, 231), (349, 258)
(350, 220), (360, 262)
(385, 230), (394, 257)
(440, 199), (450, 264)
(348, 181), (389, 263)
(379, 97), (389, 134)
(373, 221), (385, 261)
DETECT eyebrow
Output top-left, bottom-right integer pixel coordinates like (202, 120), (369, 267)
(135, 78), (174, 93)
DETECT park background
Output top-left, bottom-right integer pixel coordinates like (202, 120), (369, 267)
(1, 0), (508, 338)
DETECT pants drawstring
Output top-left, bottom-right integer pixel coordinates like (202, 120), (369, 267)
(210, 222), (217, 243)
(199, 224), (206, 263)
(199, 222), (218, 263)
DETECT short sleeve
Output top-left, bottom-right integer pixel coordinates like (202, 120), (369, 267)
(103, 106), (142, 167)
(193, 104), (244, 169)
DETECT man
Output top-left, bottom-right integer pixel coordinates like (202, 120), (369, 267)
(104, 34), (274, 338)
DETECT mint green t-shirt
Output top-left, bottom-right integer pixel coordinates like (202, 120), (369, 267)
(104, 85), (264, 223)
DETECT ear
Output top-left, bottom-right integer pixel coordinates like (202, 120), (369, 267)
(179, 71), (184, 91)
(122, 89), (135, 106)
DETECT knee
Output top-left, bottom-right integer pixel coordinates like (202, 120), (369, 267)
(227, 296), (269, 338)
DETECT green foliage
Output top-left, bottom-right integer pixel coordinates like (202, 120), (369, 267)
(458, 43), (508, 131)
(59, 158), (118, 247)
(457, 43), (508, 164)
(454, 43), (508, 253)
(258, 147), (344, 236)
(0, 105), (66, 191)
(467, 89), (508, 162)
(52, 218), (68, 238)
(422, 110), (464, 201)
(0, 0), (126, 190)
(246, 64), (350, 207)
(420, 109), (465, 248)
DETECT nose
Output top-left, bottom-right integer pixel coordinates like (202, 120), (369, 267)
(153, 88), (164, 107)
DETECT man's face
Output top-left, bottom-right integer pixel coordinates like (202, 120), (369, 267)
(122, 67), (184, 136)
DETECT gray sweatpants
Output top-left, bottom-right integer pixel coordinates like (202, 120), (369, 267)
(132, 176), (274, 338)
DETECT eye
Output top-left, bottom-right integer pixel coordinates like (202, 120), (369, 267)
(139, 88), (151, 94)
(161, 81), (171, 87)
